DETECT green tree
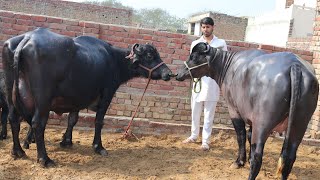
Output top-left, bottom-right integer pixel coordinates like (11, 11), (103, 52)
(134, 8), (187, 31)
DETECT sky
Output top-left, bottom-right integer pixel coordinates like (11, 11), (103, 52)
(66, 0), (277, 18)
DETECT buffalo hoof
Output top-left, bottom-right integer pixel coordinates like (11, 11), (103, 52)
(38, 157), (55, 168)
(93, 145), (108, 156)
(0, 132), (7, 140)
(11, 149), (26, 159)
(230, 160), (245, 169)
(60, 140), (73, 148)
(22, 142), (30, 149)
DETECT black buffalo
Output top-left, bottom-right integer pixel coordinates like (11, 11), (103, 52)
(176, 42), (319, 180)
(1, 69), (79, 149)
(0, 71), (9, 140)
(2, 28), (173, 167)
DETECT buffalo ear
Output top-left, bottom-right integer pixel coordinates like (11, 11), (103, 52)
(202, 44), (211, 53)
(191, 42), (208, 54)
(133, 44), (143, 55)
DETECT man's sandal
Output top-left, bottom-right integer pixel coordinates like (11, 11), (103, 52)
(182, 137), (196, 144)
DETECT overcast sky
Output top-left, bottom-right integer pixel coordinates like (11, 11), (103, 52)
(66, 0), (277, 18)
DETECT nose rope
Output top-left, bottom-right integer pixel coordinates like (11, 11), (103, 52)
(183, 61), (208, 93)
(122, 61), (164, 140)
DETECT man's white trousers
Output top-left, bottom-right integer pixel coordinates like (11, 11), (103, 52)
(190, 100), (218, 144)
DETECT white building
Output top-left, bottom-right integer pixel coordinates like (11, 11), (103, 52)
(245, 0), (316, 47)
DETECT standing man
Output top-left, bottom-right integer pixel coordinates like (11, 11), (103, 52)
(183, 17), (227, 151)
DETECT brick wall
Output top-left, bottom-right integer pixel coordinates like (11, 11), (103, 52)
(189, 12), (248, 41)
(287, 37), (312, 51)
(310, 0), (320, 136)
(209, 13), (248, 41)
(0, 10), (317, 136)
(0, 0), (132, 26)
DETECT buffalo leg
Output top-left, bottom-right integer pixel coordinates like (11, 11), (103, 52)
(248, 127), (268, 180)
(92, 107), (108, 156)
(9, 106), (26, 158)
(60, 111), (79, 148)
(231, 118), (246, 168)
(92, 90), (115, 156)
(247, 126), (252, 163)
(277, 118), (309, 179)
(33, 110), (54, 167)
(0, 105), (8, 140)
(23, 126), (35, 149)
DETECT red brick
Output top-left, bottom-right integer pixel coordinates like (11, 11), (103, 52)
(62, 19), (78, 26)
(31, 16), (47, 22)
(153, 42), (167, 48)
(124, 38), (138, 44)
(1, 17), (16, 24)
(49, 23), (67, 30)
(47, 17), (63, 23)
(140, 29), (155, 35)
(2, 29), (19, 35)
(260, 44), (275, 50)
(0, 22), (12, 28)
(161, 48), (175, 54)
(14, 14), (31, 20)
(100, 24), (110, 30)
(128, 34), (143, 39)
(66, 25), (82, 32)
(237, 42), (248, 47)
(33, 21), (49, 28)
(109, 26), (125, 32)
(16, 19), (33, 26)
(143, 35), (153, 40)
(60, 31), (76, 37)
(114, 32), (129, 38)
(174, 49), (188, 55)
(82, 22), (99, 28)
(11, 24), (29, 31)
(0, 11), (15, 18)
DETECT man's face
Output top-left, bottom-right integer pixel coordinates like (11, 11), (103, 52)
(201, 24), (214, 37)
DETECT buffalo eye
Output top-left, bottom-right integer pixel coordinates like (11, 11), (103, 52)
(147, 53), (153, 60)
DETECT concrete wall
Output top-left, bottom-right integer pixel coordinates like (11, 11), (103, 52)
(294, 0), (317, 8)
(0, 0), (133, 26)
(245, 8), (292, 47)
(245, 4), (315, 47)
(291, 5), (316, 37)
(0, 10), (317, 137)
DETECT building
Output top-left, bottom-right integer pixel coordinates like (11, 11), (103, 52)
(187, 11), (248, 41)
(245, 0), (316, 47)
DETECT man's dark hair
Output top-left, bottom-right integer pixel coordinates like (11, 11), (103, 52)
(200, 17), (214, 26)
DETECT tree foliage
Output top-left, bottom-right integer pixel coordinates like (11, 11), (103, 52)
(134, 8), (187, 31)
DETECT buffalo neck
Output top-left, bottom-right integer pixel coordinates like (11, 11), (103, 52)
(208, 49), (238, 87)
(110, 46), (139, 83)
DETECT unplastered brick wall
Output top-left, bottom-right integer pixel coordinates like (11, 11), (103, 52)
(210, 13), (248, 41)
(0, 0), (132, 26)
(287, 37), (312, 51)
(0, 10), (317, 134)
(310, 0), (320, 136)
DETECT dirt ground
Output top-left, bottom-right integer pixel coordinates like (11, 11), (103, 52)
(0, 123), (319, 180)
